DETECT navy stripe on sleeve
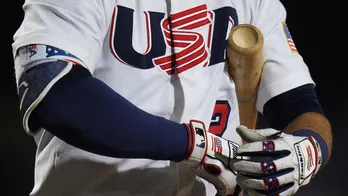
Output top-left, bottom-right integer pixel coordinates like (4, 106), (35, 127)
(262, 84), (325, 130)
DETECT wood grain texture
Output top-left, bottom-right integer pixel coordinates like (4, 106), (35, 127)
(227, 24), (264, 130)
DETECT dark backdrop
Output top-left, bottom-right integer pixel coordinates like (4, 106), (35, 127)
(1, 1), (346, 196)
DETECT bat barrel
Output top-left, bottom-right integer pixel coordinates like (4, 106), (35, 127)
(227, 24), (264, 129)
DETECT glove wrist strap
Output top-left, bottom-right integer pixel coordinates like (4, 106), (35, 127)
(308, 136), (323, 176)
(292, 129), (327, 175)
(183, 120), (208, 166)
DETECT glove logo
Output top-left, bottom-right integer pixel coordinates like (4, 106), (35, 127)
(295, 143), (305, 182)
(295, 139), (317, 185)
(195, 127), (206, 148)
(230, 141), (239, 158)
(306, 145), (314, 170)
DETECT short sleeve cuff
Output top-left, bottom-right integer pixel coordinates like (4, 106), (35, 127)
(12, 33), (96, 73)
(256, 71), (315, 113)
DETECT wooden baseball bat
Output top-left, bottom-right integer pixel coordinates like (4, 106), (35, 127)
(226, 24), (264, 131)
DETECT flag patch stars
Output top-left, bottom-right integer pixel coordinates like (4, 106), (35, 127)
(262, 141), (275, 152)
(45, 45), (85, 67)
(261, 159), (277, 174)
(264, 177), (280, 190)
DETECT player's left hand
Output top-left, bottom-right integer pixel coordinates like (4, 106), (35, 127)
(227, 126), (323, 196)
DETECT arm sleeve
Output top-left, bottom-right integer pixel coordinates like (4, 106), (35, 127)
(12, 0), (112, 76)
(26, 62), (188, 162)
(252, 0), (315, 113)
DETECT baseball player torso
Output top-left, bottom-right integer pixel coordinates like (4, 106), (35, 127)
(12, 0), (313, 195)
(92, 1), (244, 195)
(30, 1), (244, 195)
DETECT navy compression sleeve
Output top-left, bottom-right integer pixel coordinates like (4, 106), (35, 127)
(30, 64), (188, 161)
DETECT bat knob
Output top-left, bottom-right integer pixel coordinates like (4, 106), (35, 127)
(227, 24), (264, 55)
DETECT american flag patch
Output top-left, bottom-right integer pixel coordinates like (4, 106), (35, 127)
(46, 45), (85, 66)
(212, 137), (223, 154)
(282, 22), (298, 53)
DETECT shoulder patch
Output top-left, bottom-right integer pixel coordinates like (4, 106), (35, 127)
(282, 22), (298, 54)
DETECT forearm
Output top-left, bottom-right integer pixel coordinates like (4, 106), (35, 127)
(284, 112), (332, 166)
(263, 84), (332, 168)
(24, 61), (188, 162)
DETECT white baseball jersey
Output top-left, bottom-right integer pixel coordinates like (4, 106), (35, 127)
(12, 0), (314, 195)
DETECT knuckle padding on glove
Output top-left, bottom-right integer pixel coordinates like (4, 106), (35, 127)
(233, 155), (294, 175)
(237, 140), (291, 155)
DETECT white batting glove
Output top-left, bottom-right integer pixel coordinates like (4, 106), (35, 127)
(226, 126), (323, 196)
(182, 120), (240, 196)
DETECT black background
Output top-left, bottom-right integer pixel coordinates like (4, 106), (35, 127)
(1, 1), (347, 196)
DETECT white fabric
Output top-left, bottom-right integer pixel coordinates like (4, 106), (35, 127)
(12, 0), (314, 195)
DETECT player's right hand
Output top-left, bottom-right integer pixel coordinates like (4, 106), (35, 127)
(182, 120), (240, 196)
